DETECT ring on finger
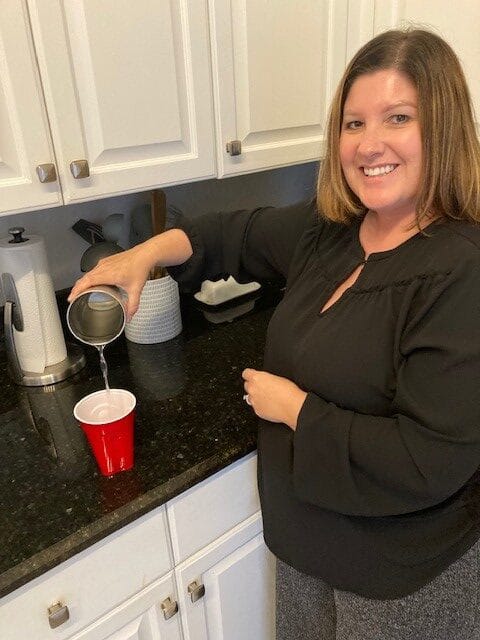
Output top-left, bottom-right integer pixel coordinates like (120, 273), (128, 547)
(243, 394), (252, 406)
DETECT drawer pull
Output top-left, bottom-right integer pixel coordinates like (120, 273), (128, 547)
(48, 602), (70, 628)
(70, 159), (90, 179)
(160, 596), (178, 620)
(226, 140), (242, 156)
(188, 579), (205, 602)
(36, 163), (57, 183)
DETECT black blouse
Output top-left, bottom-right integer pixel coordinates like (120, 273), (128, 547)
(169, 199), (480, 599)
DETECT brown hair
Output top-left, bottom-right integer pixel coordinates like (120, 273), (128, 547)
(317, 28), (480, 225)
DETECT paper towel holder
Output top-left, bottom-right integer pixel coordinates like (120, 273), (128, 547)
(1, 273), (86, 386)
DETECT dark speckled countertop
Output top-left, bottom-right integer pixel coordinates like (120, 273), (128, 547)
(0, 286), (282, 599)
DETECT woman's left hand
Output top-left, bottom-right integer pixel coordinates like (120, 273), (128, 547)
(242, 368), (307, 430)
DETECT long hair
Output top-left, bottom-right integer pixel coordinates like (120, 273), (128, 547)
(318, 28), (480, 225)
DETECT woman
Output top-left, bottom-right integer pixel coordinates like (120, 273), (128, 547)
(70, 29), (480, 639)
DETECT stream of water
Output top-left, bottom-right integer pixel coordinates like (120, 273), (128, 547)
(97, 344), (110, 390)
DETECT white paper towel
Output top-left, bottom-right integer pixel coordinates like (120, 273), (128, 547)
(0, 234), (67, 373)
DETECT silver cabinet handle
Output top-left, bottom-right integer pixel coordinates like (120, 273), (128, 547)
(187, 579), (205, 602)
(36, 163), (57, 183)
(226, 140), (242, 156)
(160, 596), (178, 620)
(70, 159), (90, 179)
(48, 602), (70, 629)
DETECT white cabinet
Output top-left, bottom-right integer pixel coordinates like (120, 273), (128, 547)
(70, 573), (182, 640)
(27, 0), (216, 205)
(166, 452), (260, 563)
(209, 0), (351, 176)
(0, 0), (62, 214)
(175, 513), (275, 640)
(167, 453), (274, 640)
(2, 0), (368, 215)
(0, 454), (272, 640)
(372, 1), (480, 127)
(0, 506), (172, 640)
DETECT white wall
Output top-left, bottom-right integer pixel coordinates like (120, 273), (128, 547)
(0, 162), (317, 292)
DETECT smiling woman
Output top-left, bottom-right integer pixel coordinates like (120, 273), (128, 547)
(69, 27), (480, 640)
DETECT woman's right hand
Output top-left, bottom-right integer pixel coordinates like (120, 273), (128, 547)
(68, 242), (157, 321)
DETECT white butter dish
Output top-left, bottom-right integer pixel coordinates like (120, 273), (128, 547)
(194, 276), (261, 306)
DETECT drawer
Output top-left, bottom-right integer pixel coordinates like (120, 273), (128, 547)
(166, 452), (260, 563)
(0, 505), (172, 640)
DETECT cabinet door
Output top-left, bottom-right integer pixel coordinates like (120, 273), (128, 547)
(26, 0), (216, 204)
(73, 573), (182, 640)
(373, 0), (480, 128)
(176, 513), (275, 640)
(0, 0), (61, 215)
(209, 0), (349, 177)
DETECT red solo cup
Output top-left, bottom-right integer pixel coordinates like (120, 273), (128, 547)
(74, 389), (136, 476)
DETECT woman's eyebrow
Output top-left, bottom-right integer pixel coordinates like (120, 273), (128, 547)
(343, 100), (418, 117)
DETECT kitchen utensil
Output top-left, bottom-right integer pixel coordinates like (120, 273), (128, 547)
(128, 204), (152, 246)
(71, 219), (104, 245)
(67, 285), (126, 346)
(102, 214), (127, 246)
(80, 241), (124, 272)
(150, 189), (167, 279)
(0, 227), (85, 386)
(74, 389), (136, 476)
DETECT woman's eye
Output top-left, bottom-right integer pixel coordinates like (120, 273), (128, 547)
(344, 120), (363, 130)
(390, 114), (409, 124)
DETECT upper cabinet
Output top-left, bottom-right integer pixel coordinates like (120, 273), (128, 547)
(27, 0), (216, 205)
(1, 0), (409, 216)
(209, 0), (350, 177)
(0, 1), (62, 213)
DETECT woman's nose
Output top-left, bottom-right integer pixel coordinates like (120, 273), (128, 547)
(356, 128), (385, 159)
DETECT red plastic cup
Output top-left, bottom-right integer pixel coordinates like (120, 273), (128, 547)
(74, 389), (136, 476)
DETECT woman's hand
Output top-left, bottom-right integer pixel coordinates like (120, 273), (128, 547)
(242, 368), (307, 430)
(68, 229), (193, 321)
(68, 243), (157, 320)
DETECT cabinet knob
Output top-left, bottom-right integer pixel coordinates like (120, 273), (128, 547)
(160, 596), (179, 620)
(226, 140), (242, 156)
(70, 159), (90, 179)
(47, 602), (70, 628)
(36, 163), (57, 183)
(187, 579), (205, 602)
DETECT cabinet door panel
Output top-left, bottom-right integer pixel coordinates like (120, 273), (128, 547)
(210, 0), (348, 176)
(0, 0), (61, 215)
(27, 0), (216, 203)
(201, 534), (275, 640)
(374, 0), (480, 127)
(73, 573), (182, 640)
(167, 452), (260, 564)
(176, 513), (275, 640)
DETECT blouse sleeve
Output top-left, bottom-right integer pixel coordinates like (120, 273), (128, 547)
(293, 259), (480, 517)
(167, 199), (318, 291)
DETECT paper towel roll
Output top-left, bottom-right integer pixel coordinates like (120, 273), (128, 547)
(0, 234), (67, 373)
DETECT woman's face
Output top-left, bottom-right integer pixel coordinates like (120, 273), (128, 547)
(339, 69), (422, 221)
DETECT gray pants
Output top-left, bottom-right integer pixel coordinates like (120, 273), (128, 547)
(276, 541), (480, 640)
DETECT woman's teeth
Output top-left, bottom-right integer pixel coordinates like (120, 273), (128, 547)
(363, 164), (397, 176)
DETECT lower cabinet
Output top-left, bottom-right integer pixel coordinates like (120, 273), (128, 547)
(71, 573), (182, 640)
(1, 454), (275, 640)
(175, 513), (275, 640)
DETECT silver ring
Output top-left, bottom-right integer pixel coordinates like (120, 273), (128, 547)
(243, 394), (252, 406)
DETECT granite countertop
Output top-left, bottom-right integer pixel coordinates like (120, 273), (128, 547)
(0, 286), (282, 599)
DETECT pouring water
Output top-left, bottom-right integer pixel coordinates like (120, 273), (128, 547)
(97, 344), (110, 390)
